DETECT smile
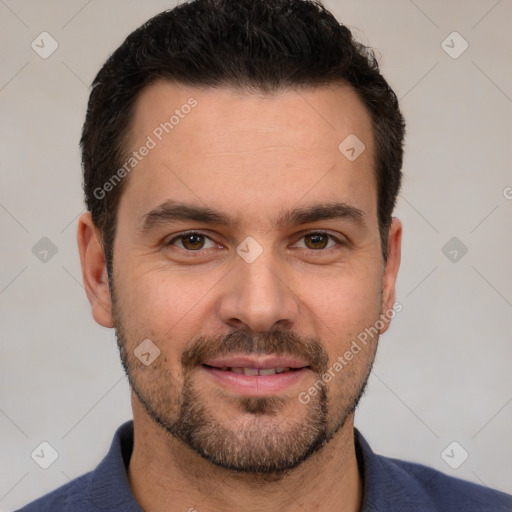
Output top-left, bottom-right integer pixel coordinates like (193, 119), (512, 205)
(200, 355), (311, 396)
(203, 365), (299, 376)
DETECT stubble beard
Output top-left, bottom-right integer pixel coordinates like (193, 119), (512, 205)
(112, 293), (374, 476)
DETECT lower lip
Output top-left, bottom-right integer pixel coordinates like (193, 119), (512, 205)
(201, 366), (311, 396)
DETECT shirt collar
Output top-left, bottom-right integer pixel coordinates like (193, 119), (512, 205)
(88, 420), (143, 511)
(354, 428), (437, 511)
(86, 420), (436, 511)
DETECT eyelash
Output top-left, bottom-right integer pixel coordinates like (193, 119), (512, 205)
(166, 230), (344, 251)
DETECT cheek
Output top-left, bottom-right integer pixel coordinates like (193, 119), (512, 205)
(300, 263), (382, 338)
(296, 263), (382, 399)
(114, 266), (219, 358)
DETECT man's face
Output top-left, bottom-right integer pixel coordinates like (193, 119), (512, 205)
(107, 82), (400, 473)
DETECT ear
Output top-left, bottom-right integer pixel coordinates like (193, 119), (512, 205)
(77, 212), (114, 328)
(379, 217), (402, 335)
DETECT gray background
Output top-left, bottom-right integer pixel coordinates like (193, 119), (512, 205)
(1, 0), (511, 509)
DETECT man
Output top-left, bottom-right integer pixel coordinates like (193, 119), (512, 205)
(19, 0), (512, 510)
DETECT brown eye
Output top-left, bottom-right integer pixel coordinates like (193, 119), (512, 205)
(182, 234), (205, 250)
(303, 233), (330, 250)
(175, 233), (207, 250)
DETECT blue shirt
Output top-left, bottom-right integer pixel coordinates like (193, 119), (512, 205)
(18, 421), (512, 511)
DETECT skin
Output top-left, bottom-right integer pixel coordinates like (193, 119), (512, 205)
(78, 81), (401, 512)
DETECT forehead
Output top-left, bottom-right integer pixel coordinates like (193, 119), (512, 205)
(129, 80), (373, 152)
(119, 80), (377, 225)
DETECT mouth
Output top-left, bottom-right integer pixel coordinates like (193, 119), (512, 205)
(203, 365), (300, 376)
(200, 355), (312, 396)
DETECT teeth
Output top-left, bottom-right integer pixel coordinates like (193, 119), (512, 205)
(259, 368), (277, 376)
(225, 367), (291, 375)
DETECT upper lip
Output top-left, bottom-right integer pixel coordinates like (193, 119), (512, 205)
(202, 354), (310, 370)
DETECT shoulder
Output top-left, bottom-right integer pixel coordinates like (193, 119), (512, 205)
(378, 453), (512, 511)
(355, 430), (512, 511)
(16, 421), (138, 512)
(15, 473), (91, 512)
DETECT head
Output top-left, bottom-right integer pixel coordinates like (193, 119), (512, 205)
(78, 0), (404, 475)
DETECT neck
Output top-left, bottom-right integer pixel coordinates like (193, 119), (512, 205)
(127, 396), (363, 512)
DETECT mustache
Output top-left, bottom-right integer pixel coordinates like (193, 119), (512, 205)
(181, 330), (329, 374)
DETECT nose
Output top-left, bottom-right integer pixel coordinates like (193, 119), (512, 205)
(217, 251), (301, 333)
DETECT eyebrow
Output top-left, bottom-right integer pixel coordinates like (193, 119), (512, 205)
(138, 200), (366, 232)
